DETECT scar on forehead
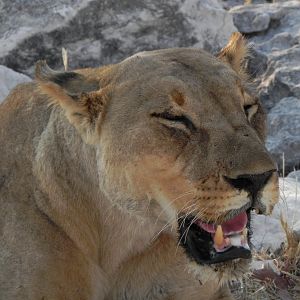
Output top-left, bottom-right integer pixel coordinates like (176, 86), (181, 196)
(170, 89), (185, 106)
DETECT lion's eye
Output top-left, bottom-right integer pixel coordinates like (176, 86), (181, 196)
(151, 111), (196, 132)
(244, 104), (258, 121)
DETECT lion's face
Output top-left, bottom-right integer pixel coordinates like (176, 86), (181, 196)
(37, 33), (279, 280)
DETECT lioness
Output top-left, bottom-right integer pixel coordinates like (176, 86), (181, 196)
(0, 33), (279, 300)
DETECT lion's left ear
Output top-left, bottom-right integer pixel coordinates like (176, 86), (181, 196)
(217, 32), (248, 75)
(35, 60), (107, 144)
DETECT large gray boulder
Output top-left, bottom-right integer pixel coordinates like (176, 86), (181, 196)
(266, 97), (300, 171)
(0, 0), (236, 76)
(287, 170), (300, 180)
(0, 66), (31, 103)
(230, 1), (300, 171)
(230, 1), (300, 110)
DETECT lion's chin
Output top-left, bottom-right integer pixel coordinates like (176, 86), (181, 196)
(187, 256), (251, 285)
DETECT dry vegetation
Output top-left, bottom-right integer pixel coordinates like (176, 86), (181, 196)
(232, 216), (300, 299)
(231, 154), (300, 299)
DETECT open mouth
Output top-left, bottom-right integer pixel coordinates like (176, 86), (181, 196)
(178, 208), (252, 265)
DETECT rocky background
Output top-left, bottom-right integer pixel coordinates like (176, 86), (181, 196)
(0, 0), (299, 173)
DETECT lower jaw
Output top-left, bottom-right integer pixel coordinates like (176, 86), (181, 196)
(204, 246), (251, 264)
(188, 256), (250, 286)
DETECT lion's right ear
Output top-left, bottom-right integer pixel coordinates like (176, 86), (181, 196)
(217, 32), (248, 76)
(35, 60), (107, 144)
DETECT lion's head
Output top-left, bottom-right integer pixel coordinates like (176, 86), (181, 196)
(36, 33), (279, 282)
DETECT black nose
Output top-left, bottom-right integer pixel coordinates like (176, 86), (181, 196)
(224, 170), (275, 196)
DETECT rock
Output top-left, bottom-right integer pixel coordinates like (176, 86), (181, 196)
(245, 47), (268, 78)
(287, 170), (300, 180)
(230, 1), (300, 109)
(230, 1), (300, 170)
(230, 1), (300, 35)
(221, 1), (273, 11)
(232, 10), (270, 33)
(257, 32), (296, 53)
(0, 0), (236, 76)
(252, 178), (299, 251)
(259, 67), (296, 111)
(266, 97), (300, 172)
(250, 259), (280, 275)
(0, 66), (31, 103)
(257, 46), (300, 110)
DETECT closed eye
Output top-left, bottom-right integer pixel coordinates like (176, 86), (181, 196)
(151, 111), (196, 132)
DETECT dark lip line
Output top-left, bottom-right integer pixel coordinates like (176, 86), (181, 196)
(220, 201), (252, 223)
(181, 201), (253, 225)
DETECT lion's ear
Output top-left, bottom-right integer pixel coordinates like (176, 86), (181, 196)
(35, 60), (106, 144)
(217, 32), (248, 75)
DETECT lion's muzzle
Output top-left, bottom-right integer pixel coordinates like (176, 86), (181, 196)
(224, 170), (276, 214)
(178, 170), (278, 265)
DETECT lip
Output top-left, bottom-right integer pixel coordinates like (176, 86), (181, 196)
(215, 202), (252, 223)
(178, 208), (252, 265)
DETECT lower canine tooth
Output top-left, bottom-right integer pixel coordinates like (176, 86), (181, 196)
(229, 235), (242, 247)
(214, 225), (224, 246)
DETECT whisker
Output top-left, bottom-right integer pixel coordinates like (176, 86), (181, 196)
(175, 199), (195, 216)
(153, 189), (195, 227)
(176, 214), (199, 253)
(178, 206), (198, 231)
(150, 218), (174, 243)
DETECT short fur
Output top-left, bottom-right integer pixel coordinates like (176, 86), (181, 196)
(0, 33), (278, 299)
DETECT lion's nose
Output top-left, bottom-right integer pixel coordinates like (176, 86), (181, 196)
(224, 170), (275, 196)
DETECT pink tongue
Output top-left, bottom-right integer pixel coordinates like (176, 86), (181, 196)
(197, 212), (247, 235)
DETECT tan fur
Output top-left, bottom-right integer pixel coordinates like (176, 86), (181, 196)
(0, 33), (278, 299)
(218, 32), (248, 76)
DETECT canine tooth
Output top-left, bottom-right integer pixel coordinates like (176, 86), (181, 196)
(214, 225), (224, 246)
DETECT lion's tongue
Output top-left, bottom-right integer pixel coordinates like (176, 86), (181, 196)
(197, 212), (247, 235)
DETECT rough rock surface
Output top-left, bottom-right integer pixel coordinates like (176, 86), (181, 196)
(0, 66), (31, 103)
(0, 0), (236, 75)
(266, 97), (300, 171)
(230, 1), (300, 171)
(222, 0), (294, 10)
(287, 170), (300, 180)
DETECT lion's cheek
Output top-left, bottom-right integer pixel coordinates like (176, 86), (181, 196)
(125, 154), (196, 214)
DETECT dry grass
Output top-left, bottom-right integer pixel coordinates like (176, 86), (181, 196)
(62, 47), (68, 71)
(232, 217), (300, 299)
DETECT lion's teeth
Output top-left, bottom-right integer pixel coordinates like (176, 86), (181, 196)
(229, 234), (242, 247)
(214, 225), (224, 246)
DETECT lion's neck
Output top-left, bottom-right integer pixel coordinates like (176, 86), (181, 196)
(33, 108), (161, 275)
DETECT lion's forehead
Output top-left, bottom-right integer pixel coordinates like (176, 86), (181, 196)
(118, 48), (238, 86)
